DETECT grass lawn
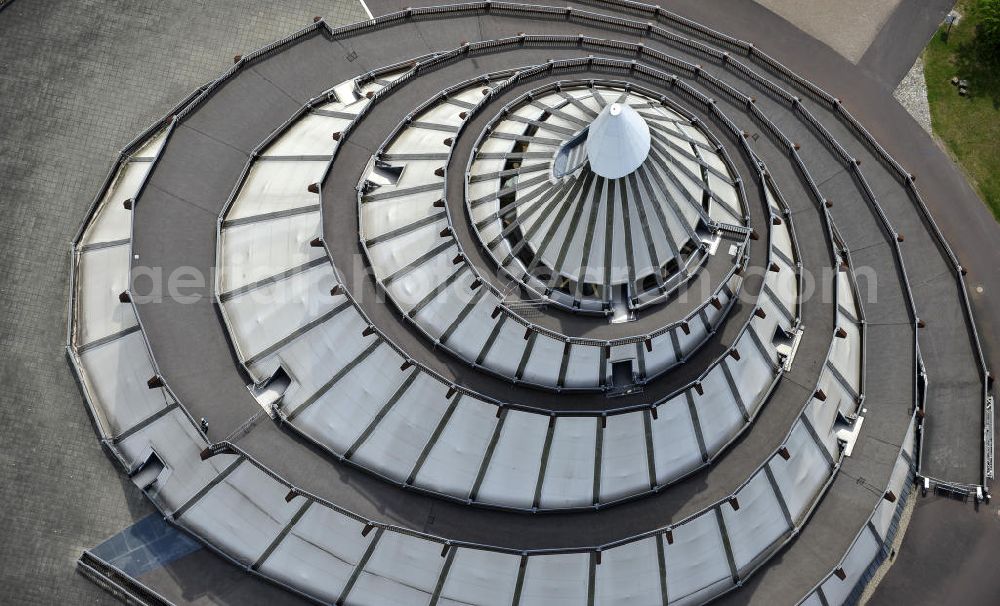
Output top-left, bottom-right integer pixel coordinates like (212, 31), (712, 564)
(923, 0), (1000, 221)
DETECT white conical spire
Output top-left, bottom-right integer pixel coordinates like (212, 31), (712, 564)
(585, 102), (651, 179)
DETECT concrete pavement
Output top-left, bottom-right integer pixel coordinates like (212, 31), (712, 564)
(0, 2), (367, 604)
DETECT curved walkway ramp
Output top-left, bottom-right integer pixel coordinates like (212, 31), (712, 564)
(67, 2), (989, 605)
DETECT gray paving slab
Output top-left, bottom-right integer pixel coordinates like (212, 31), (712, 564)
(870, 495), (1000, 606)
(859, 0), (956, 89)
(752, 0), (903, 64)
(0, 2), (367, 605)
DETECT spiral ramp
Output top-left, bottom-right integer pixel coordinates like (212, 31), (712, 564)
(68, 2), (989, 604)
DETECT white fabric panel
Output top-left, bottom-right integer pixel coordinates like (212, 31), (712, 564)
(766, 257), (798, 323)
(699, 146), (729, 173)
(768, 420), (831, 523)
(625, 198), (655, 278)
(359, 76), (400, 98)
(751, 302), (783, 368)
(540, 417), (598, 509)
(581, 182), (610, 285)
(133, 128), (168, 158)
(224, 264), (338, 363)
(770, 216), (796, 264)
(227, 160), (326, 221)
(650, 162), (701, 230)
(478, 132), (519, 154)
(693, 366), (744, 455)
(726, 335), (775, 418)
(182, 461), (301, 565)
(574, 91), (603, 115)
(351, 373), (451, 482)
(802, 393), (842, 461)
(393, 127), (453, 156)
(727, 272), (744, 296)
(220, 211), (326, 293)
(117, 409), (240, 512)
(532, 198), (579, 269)
(595, 537), (662, 606)
(386, 243), (456, 311)
(608, 343), (634, 365)
(870, 452), (910, 539)
(515, 180), (560, 237)
(533, 109), (578, 135)
(76, 245), (137, 346)
(259, 505), (374, 604)
(650, 396), (703, 485)
(367, 221), (444, 280)
(414, 396), (498, 498)
(763, 187), (782, 219)
(902, 420), (916, 460)
(675, 315), (709, 358)
(274, 305), (373, 408)
(419, 101), (466, 129)
(377, 159), (442, 192)
(669, 155), (705, 206)
(480, 320), (530, 378)
(818, 527), (881, 606)
(819, 364), (856, 419)
(643, 331), (679, 377)
(351, 531), (443, 606)
(663, 512), (733, 606)
(720, 472), (789, 573)
(468, 157), (506, 183)
(478, 410), (548, 508)
(702, 288), (729, 331)
(837, 269), (859, 319)
(437, 548), (520, 606)
(293, 345), (409, 452)
(326, 80), (364, 107)
(219, 212), (323, 293)
(520, 334), (564, 386)
(512, 104), (546, 121)
(413, 268), (476, 338)
(600, 412), (650, 501)
(520, 553), (590, 606)
(470, 213), (501, 246)
(78, 331), (171, 436)
(80, 161), (151, 246)
(563, 344), (601, 388)
(829, 320), (861, 393)
(706, 174), (740, 224)
(635, 175), (676, 267)
(645, 169), (694, 250)
(262, 113), (338, 157)
(799, 592), (825, 606)
(362, 193), (440, 242)
(443, 293), (496, 360)
(452, 85), (491, 108)
(678, 123), (711, 147)
(609, 186), (629, 284)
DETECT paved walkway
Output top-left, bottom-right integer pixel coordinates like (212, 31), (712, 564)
(754, 0), (904, 64)
(0, 2), (366, 604)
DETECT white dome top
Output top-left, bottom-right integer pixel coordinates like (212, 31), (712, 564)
(585, 102), (651, 179)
